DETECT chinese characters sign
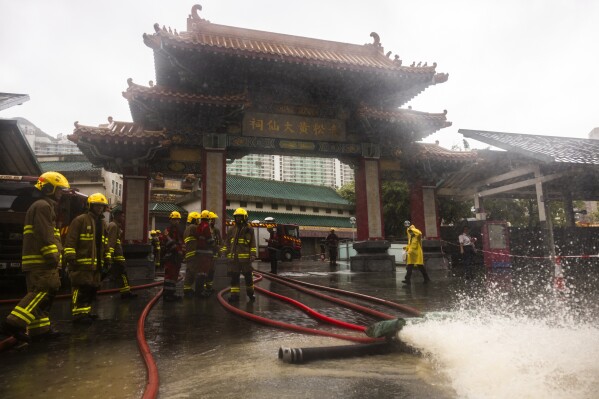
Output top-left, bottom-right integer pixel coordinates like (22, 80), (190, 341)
(242, 112), (346, 142)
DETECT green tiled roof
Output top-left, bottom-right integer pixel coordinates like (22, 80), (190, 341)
(226, 175), (350, 206)
(40, 161), (99, 172)
(114, 203), (188, 215)
(148, 203), (188, 214)
(225, 209), (352, 228)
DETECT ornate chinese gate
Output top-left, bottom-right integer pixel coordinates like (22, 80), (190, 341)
(70, 5), (451, 243)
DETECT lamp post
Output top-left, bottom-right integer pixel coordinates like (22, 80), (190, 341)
(349, 217), (356, 242)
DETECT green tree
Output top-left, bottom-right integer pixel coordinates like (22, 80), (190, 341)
(437, 196), (473, 225)
(337, 180), (410, 238)
(381, 180), (410, 238)
(337, 181), (355, 205)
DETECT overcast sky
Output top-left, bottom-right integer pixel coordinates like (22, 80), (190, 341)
(2, 0), (598, 149)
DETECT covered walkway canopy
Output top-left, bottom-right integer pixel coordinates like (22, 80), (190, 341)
(437, 129), (599, 226)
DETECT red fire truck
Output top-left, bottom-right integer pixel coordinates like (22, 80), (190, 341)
(0, 175), (88, 284)
(225, 219), (302, 261)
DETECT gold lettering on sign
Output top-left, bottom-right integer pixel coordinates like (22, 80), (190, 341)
(243, 112), (346, 142)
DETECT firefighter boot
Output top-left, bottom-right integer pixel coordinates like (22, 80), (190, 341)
(184, 290), (195, 299)
(121, 291), (138, 299)
(1, 320), (31, 343)
(30, 326), (63, 343)
(228, 294), (240, 303)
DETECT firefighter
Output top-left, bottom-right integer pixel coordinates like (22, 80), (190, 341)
(64, 192), (109, 323)
(222, 208), (257, 303)
(266, 225), (279, 274)
(206, 211), (222, 296)
(325, 228), (339, 267)
(1, 172), (70, 343)
(182, 211), (201, 298)
(161, 211), (184, 301)
(402, 221), (431, 285)
(188, 210), (214, 297)
(106, 209), (137, 299)
(150, 230), (161, 269)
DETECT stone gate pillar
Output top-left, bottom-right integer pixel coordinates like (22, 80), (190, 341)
(354, 157), (384, 240)
(409, 182), (440, 239)
(122, 175), (150, 242)
(202, 148), (227, 234)
(121, 175), (154, 280)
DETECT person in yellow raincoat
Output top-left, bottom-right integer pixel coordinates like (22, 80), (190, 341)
(401, 221), (431, 285)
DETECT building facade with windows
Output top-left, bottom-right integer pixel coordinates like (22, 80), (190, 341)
(227, 154), (354, 189)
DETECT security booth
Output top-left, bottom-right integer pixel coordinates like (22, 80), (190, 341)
(481, 220), (511, 269)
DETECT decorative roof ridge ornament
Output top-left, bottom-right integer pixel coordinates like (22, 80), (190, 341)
(72, 119), (166, 136)
(188, 4), (210, 31)
(365, 32), (384, 54)
(434, 72), (449, 84)
(150, 22), (180, 37)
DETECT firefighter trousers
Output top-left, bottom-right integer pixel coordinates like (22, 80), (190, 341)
(163, 259), (182, 299)
(228, 260), (254, 298)
(6, 269), (60, 336)
(110, 262), (131, 293)
(70, 270), (100, 320)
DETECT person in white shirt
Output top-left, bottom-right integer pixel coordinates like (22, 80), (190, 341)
(458, 226), (477, 279)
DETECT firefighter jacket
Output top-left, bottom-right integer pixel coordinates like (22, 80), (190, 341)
(326, 232), (339, 249)
(161, 226), (183, 261)
(106, 221), (126, 265)
(405, 225), (424, 265)
(63, 211), (108, 271)
(151, 236), (161, 253)
(193, 221), (214, 256)
(183, 224), (198, 261)
(222, 222), (256, 262)
(21, 197), (62, 272)
(211, 226), (222, 259)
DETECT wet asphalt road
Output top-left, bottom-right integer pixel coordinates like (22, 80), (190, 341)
(2, 258), (594, 399)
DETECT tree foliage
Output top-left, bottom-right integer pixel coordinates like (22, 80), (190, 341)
(437, 196), (473, 225)
(336, 180), (410, 237)
(337, 181), (355, 205)
(381, 180), (410, 238)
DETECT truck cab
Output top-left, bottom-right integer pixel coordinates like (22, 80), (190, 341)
(224, 219), (302, 261)
(0, 175), (87, 285)
(254, 222), (302, 262)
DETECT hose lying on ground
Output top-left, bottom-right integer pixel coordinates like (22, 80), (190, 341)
(217, 286), (382, 343)
(255, 272), (399, 320)
(254, 285), (367, 332)
(0, 280), (164, 305)
(259, 271), (422, 317)
(137, 288), (163, 399)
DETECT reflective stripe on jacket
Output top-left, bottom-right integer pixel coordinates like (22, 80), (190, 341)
(63, 212), (108, 271)
(183, 224), (198, 260)
(21, 197), (62, 271)
(223, 223), (256, 261)
(106, 221), (126, 264)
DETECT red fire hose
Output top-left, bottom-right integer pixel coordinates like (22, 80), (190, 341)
(137, 288), (162, 399)
(217, 287), (381, 343)
(259, 271), (423, 317)
(0, 280), (164, 305)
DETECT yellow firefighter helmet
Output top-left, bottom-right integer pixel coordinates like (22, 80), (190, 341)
(169, 211), (182, 219)
(200, 210), (211, 219)
(187, 211), (201, 223)
(88, 193), (108, 206)
(35, 171), (70, 195)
